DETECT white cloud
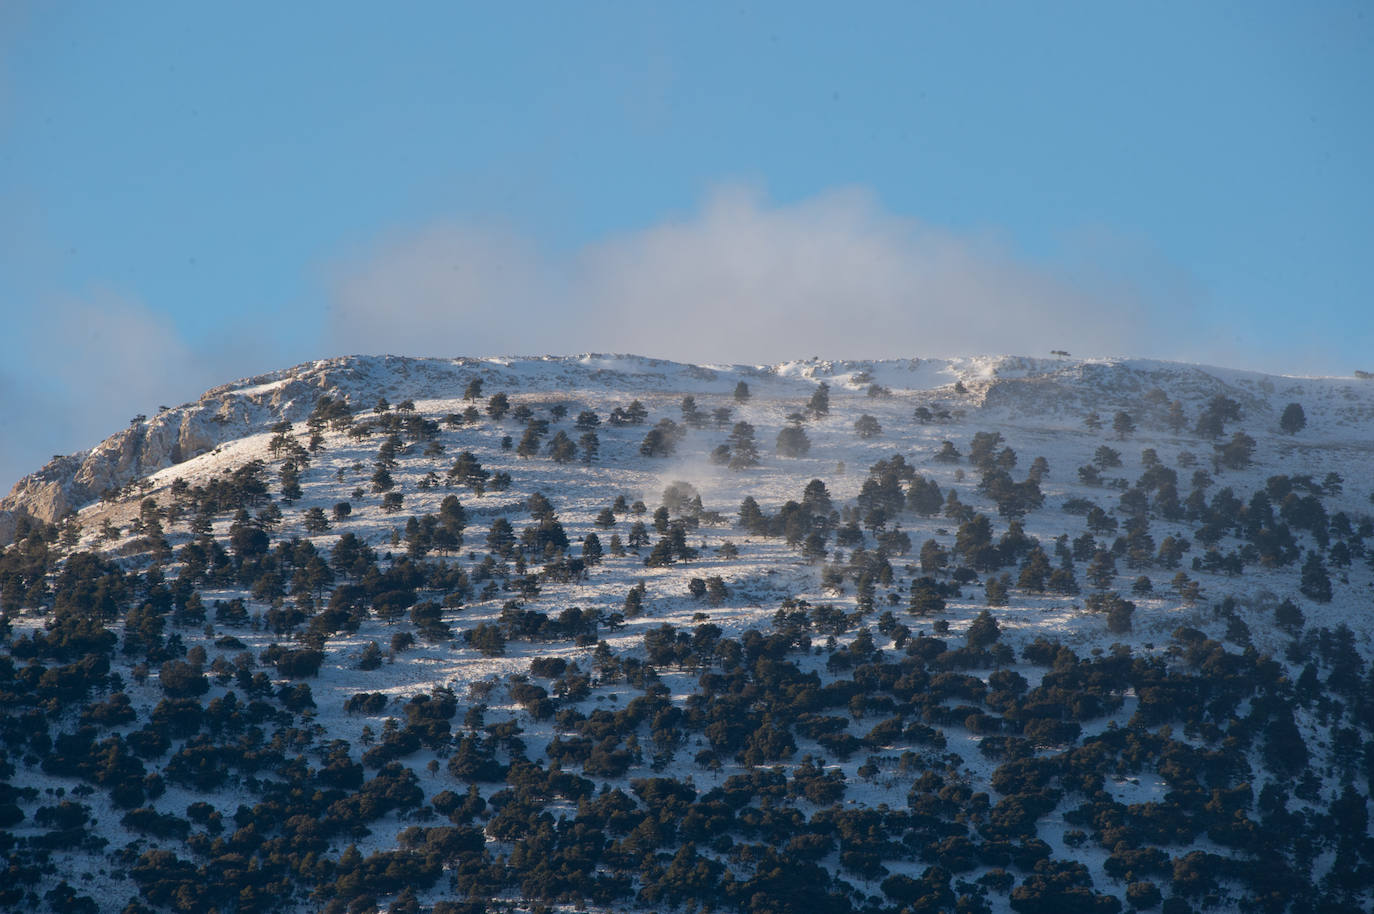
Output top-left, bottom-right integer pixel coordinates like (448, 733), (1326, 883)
(0, 370), (64, 496)
(1, 291), (284, 494)
(326, 185), (1186, 364)
(326, 224), (559, 358)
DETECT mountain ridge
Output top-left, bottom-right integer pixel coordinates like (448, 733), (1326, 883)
(5, 352), (1370, 547)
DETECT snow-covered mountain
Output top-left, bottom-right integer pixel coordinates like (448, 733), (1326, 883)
(2, 352), (1372, 914)
(6, 352), (1371, 544)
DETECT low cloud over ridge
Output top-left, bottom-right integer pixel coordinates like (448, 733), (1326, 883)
(326, 185), (1187, 364)
(4, 185), (1209, 493)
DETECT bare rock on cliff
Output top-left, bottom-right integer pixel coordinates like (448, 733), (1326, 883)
(0, 362), (338, 538)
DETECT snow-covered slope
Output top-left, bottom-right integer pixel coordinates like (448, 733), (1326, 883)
(5, 352), (1371, 545)
(3, 352), (1373, 914)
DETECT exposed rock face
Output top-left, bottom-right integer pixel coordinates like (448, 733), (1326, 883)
(1, 454), (85, 535)
(0, 361), (341, 538)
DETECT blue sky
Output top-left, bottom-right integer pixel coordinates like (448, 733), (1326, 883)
(2, 1), (1372, 490)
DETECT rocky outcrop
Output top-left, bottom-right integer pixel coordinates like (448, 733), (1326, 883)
(0, 354), (501, 541)
(0, 454), (86, 535)
(0, 363), (342, 540)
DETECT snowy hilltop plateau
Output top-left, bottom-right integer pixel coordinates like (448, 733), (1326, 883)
(1, 352), (1373, 914)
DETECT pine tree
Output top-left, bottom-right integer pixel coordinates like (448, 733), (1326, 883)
(909, 577), (946, 615)
(933, 441), (961, 463)
(624, 583), (646, 616)
(1086, 550), (1116, 590)
(907, 475), (943, 516)
(547, 430), (577, 463)
(1279, 402), (1307, 435)
(1048, 566), (1079, 595)
(1093, 446), (1122, 469)
(776, 425), (811, 457)
(1166, 400), (1187, 432)
(854, 415), (882, 439)
(486, 392), (510, 420)
(1215, 431), (1256, 470)
(738, 497), (768, 535)
(516, 425), (543, 458)
(581, 533), (603, 566)
(967, 608), (1002, 646)
(726, 422), (760, 469)
(1018, 547), (1051, 592)
(1106, 597), (1134, 633)
(919, 539), (947, 574)
(1300, 552), (1332, 602)
(303, 507), (330, 533)
(1274, 598), (1304, 635)
(486, 517), (516, 557)
(640, 422), (680, 458)
(279, 462), (303, 503)
(806, 382), (830, 417)
(358, 641), (383, 670)
(579, 430), (599, 464)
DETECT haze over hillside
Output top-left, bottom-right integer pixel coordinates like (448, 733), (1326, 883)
(1, 351), (1372, 914)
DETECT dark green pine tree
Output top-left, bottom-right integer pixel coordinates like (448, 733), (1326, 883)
(1300, 551), (1332, 602)
(806, 382), (830, 417)
(1279, 402), (1307, 435)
